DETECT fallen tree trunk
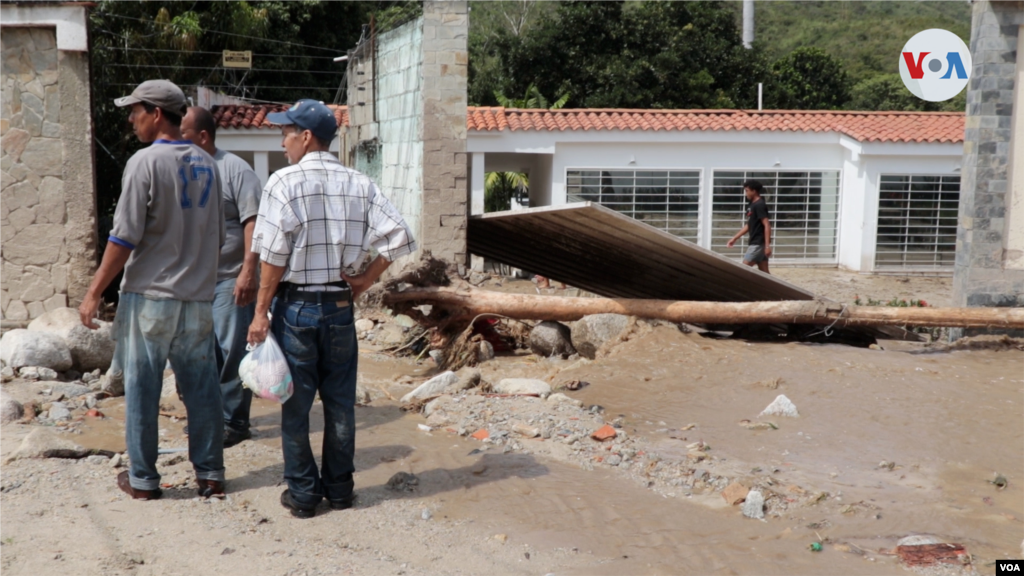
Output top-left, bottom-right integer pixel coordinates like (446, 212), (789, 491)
(383, 285), (1024, 329)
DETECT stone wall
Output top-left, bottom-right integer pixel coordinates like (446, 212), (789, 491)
(1, 26), (97, 323)
(419, 0), (468, 266)
(344, 1), (468, 268)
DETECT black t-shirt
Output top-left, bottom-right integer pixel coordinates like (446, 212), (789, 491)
(746, 197), (770, 246)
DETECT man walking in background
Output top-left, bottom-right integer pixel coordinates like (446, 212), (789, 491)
(247, 100), (416, 518)
(181, 107), (261, 447)
(78, 80), (226, 500)
(727, 179), (773, 274)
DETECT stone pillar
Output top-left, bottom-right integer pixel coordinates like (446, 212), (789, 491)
(420, 0), (468, 267)
(1, 26), (98, 322)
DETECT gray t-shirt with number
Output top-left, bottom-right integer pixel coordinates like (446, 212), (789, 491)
(110, 140), (224, 302)
(213, 149), (261, 282)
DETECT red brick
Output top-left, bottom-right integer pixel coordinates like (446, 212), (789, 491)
(590, 425), (617, 442)
(470, 429), (489, 441)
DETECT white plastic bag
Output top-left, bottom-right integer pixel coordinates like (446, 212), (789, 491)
(238, 332), (293, 404)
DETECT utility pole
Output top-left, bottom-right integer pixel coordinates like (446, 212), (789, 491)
(743, 0), (754, 49)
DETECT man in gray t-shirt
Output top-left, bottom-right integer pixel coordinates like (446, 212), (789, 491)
(182, 107), (261, 447)
(78, 80), (226, 502)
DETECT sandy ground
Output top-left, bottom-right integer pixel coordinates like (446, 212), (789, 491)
(2, 269), (1021, 576)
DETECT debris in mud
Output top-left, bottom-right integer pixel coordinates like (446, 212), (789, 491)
(738, 419), (777, 431)
(722, 482), (749, 506)
(756, 377), (783, 389)
(562, 379), (590, 391)
(386, 472), (419, 492)
(742, 490), (765, 519)
(679, 423), (697, 431)
(759, 394), (799, 418)
(878, 460), (896, 471)
(590, 425), (617, 442)
(896, 543), (970, 567)
(989, 473), (1008, 489)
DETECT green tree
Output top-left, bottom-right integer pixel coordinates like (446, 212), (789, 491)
(494, 83), (569, 109)
(485, 171), (529, 213)
(847, 74), (966, 112)
(772, 47), (850, 109)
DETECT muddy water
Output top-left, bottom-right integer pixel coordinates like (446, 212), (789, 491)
(63, 331), (1022, 574)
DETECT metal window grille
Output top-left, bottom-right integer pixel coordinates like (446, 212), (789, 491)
(711, 170), (840, 262)
(565, 169), (701, 242)
(874, 174), (959, 269)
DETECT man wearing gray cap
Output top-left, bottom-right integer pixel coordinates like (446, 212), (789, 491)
(247, 99), (416, 518)
(78, 80), (227, 500)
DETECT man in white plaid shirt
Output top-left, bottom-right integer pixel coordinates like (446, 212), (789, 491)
(247, 99), (416, 518)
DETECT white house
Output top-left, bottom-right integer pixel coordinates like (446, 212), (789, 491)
(212, 105), (965, 274)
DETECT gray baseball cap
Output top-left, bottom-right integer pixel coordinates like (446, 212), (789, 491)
(114, 80), (187, 115)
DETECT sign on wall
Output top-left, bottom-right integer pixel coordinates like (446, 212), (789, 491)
(222, 50), (252, 69)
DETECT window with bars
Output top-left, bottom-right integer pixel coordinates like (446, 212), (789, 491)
(711, 170), (840, 261)
(565, 169), (701, 242)
(874, 174), (959, 269)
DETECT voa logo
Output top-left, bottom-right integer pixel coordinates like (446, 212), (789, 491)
(899, 29), (972, 102)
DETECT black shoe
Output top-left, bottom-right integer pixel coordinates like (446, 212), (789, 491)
(329, 495), (354, 511)
(224, 427), (252, 448)
(182, 423), (189, 436)
(280, 489), (316, 519)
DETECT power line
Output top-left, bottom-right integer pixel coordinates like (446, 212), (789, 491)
(105, 63), (343, 75)
(95, 45), (344, 61)
(107, 83), (338, 91)
(98, 12), (345, 54)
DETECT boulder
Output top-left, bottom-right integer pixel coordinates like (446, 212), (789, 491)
(547, 392), (583, 407)
(423, 395), (453, 418)
(47, 401), (71, 422)
(0, 329), (72, 371)
(4, 427), (84, 463)
(759, 394), (799, 418)
(48, 382), (91, 398)
(571, 314), (629, 359)
(494, 378), (551, 396)
(19, 366), (58, 381)
(447, 367), (481, 393)
(0, 391), (24, 424)
(355, 319), (375, 333)
(28, 308), (115, 372)
(400, 371), (459, 404)
(529, 321), (576, 358)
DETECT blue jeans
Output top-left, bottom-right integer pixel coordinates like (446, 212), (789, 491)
(272, 297), (357, 507)
(213, 279), (255, 432)
(114, 292), (225, 490)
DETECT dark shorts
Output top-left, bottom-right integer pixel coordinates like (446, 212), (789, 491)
(743, 244), (768, 264)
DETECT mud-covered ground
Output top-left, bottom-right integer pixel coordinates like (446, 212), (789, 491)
(2, 269), (1021, 576)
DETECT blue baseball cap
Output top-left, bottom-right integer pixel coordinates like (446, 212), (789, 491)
(267, 99), (338, 141)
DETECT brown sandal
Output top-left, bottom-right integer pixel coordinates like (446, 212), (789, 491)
(117, 470), (162, 500)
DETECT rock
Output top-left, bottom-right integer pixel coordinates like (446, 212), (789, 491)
(110, 453), (123, 468)
(606, 454), (622, 466)
(590, 424), (617, 442)
(48, 382), (91, 398)
(421, 508), (432, 521)
(476, 340), (495, 362)
(423, 395), (453, 418)
(47, 401), (71, 421)
(897, 535), (943, 547)
(759, 394), (799, 418)
(19, 366), (58, 380)
(425, 412), (450, 428)
(547, 392), (583, 407)
(742, 490), (765, 519)
(355, 384), (371, 404)
(161, 373), (178, 397)
(27, 308), (115, 372)
(447, 367), (481, 393)
(493, 378), (550, 396)
(101, 368), (125, 397)
(1, 391), (24, 424)
(400, 371), (459, 404)
(386, 471), (419, 492)
(512, 422), (540, 438)
(722, 482), (750, 505)
(571, 314), (629, 359)
(529, 321), (576, 358)
(0, 329), (73, 371)
(4, 427), (84, 463)
(1, 366), (14, 382)
(376, 324), (407, 346)
(86, 454), (109, 465)
(393, 314), (416, 329)
(354, 319), (375, 333)
(81, 369), (101, 384)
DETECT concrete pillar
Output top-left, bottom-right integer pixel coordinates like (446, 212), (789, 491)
(742, 0), (755, 49)
(470, 152), (485, 215)
(1006, 25), (1024, 269)
(253, 151), (269, 187)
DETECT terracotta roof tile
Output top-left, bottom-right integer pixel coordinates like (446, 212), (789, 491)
(211, 104), (349, 131)
(211, 105), (963, 144)
(467, 108), (964, 143)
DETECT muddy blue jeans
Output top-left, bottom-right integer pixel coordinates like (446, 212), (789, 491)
(114, 292), (225, 491)
(272, 297), (357, 508)
(213, 279), (255, 432)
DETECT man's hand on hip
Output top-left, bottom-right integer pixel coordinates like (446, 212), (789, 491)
(248, 314), (270, 346)
(342, 255), (394, 300)
(78, 293), (102, 330)
(234, 266), (258, 307)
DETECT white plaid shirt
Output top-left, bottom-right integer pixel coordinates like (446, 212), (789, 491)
(252, 151), (417, 290)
